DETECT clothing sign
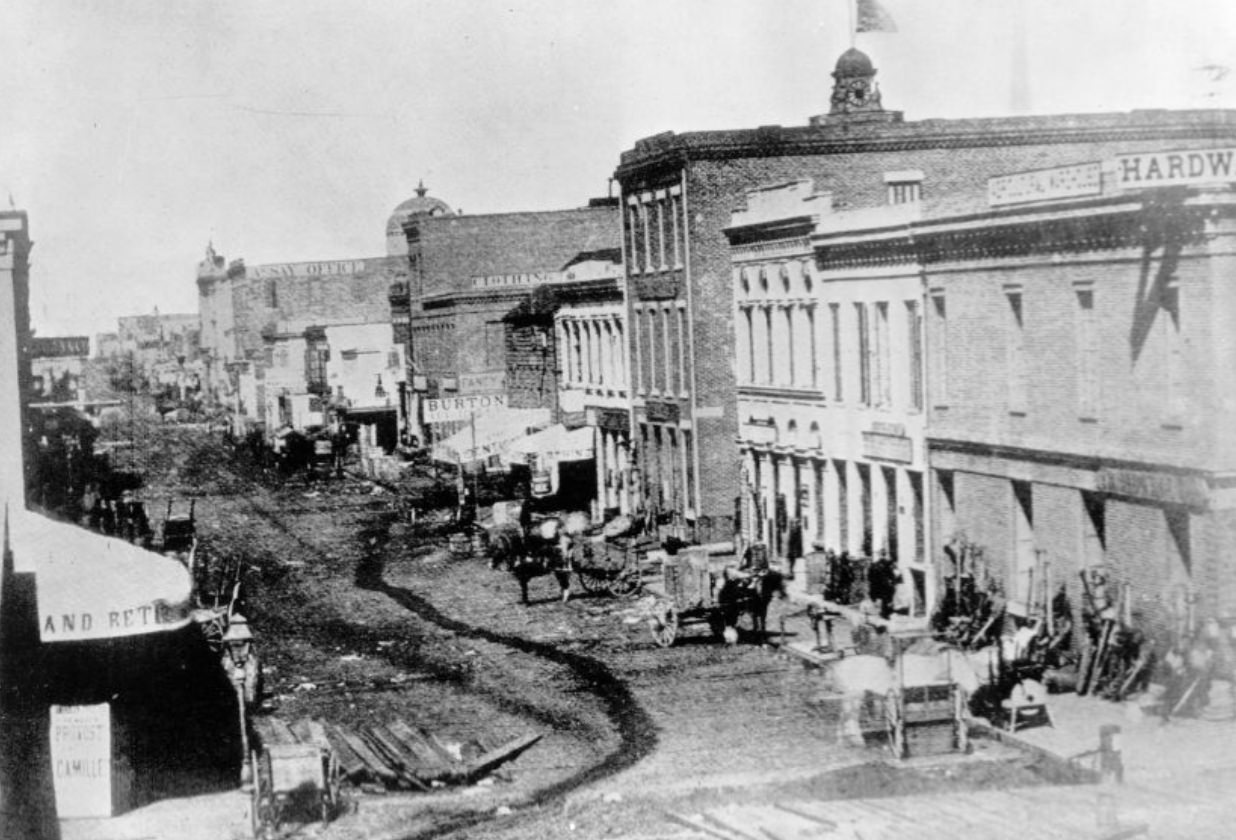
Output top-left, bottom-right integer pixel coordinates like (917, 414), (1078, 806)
(50, 703), (112, 818)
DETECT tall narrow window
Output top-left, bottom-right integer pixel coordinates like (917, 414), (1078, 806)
(665, 305), (679, 395)
(265, 279), (278, 309)
(670, 191), (683, 267)
(1076, 287), (1098, 419)
(632, 306), (644, 394)
(641, 197), (653, 272)
(856, 303), (872, 406)
(648, 198), (662, 272)
(783, 305), (796, 387)
(907, 300), (923, 411)
(739, 306), (754, 385)
(656, 196), (668, 269)
(677, 306), (688, 396)
(764, 306), (775, 386)
(627, 203), (642, 273)
(830, 303), (843, 401)
(806, 305), (819, 389)
(835, 459), (849, 552)
(875, 302), (890, 407)
(1006, 289), (1027, 414)
(648, 307), (661, 392)
(930, 291), (948, 407)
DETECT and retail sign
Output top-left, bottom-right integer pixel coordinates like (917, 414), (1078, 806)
(50, 703), (112, 818)
(988, 163), (1102, 207)
(423, 393), (509, 424)
(1113, 148), (1236, 189)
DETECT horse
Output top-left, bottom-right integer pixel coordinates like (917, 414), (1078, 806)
(488, 519), (574, 605)
(716, 567), (788, 644)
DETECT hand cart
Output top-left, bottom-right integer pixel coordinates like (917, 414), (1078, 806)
(251, 743), (342, 839)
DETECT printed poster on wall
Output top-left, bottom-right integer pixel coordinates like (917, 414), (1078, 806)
(50, 703), (112, 818)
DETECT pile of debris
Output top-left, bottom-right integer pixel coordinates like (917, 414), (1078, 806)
(252, 715), (541, 792)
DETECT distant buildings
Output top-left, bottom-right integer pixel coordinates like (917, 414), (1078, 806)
(28, 336), (89, 403)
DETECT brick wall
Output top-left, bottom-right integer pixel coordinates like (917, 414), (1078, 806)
(230, 257), (403, 361)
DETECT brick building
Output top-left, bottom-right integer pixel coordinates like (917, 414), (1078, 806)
(499, 249), (630, 515)
(28, 336), (90, 403)
(392, 200), (619, 448)
(614, 45), (1236, 551)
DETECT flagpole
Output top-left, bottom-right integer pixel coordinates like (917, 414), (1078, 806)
(848, 0), (856, 48)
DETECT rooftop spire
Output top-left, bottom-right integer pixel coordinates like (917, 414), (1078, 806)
(415, 180), (427, 197)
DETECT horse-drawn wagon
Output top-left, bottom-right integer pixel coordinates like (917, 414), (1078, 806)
(645, 545), (786, 647)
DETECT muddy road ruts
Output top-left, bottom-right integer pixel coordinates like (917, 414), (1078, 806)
(207, 456), (659, 839)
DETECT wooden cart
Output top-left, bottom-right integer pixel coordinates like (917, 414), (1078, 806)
(574, 533), (651, 598)
(251, 743), (342, 839)
(885, 681), (969, 760)
(647, 547), (727, 647)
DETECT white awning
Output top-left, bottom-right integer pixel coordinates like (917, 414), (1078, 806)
(432, 407), (551, 464)
(505, 424), (595, 464)
(8, 508), (193, 643)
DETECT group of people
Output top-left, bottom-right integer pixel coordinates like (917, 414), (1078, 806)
(81, 485), (153, 546)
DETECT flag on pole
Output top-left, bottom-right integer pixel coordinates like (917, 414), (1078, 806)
(856, 0), (897, 33)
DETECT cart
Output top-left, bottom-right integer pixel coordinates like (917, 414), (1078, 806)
(574, 532), (651, 598)
(883, 644), (970, 760)
(251, 743), (342, 839)
(647, 547), (728, 647)
(160, 499), (196, 555)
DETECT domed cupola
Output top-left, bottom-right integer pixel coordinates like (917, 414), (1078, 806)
(386, 181), (454, 256)
(830, 47), (882, 115)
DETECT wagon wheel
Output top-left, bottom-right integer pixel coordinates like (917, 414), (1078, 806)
(250, 750), (277, 840)
(650, 604), (679, 647)
(576, 568), (608, 595)
(885, 690), (905, 760)
(607, 567), (642, 598)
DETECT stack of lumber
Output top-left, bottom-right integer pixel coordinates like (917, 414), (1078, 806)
(251, 716), (541, 791)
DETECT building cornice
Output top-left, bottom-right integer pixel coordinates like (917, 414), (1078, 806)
(616, 110), (1236, 180)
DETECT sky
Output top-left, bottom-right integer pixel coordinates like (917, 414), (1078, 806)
(2, 0), (1235, 339)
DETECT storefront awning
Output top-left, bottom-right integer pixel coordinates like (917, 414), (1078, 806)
(432, 408), (552, 464)
(504, 424), (595, 464)
(8, 508), (193, 643)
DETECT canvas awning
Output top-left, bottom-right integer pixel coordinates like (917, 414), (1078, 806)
(432, 407), (551, 464)
(8, 508), (193, 643)
(504, 424), (595, 464)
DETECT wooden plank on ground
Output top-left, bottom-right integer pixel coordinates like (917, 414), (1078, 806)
(390, 720), (461, 767)
(465, 732), (542, 781)
(710, 804), (840, 840)
(386, 719), (459, 779)
(321, 723), (366, 780)
(359, 726), (433, 789)
(337, 727), (401, 786)
(665, 812), (761, 840)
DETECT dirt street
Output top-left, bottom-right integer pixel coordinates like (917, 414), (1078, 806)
(135, 426), (1052, 839)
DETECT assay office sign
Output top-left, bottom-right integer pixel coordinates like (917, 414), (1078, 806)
(1114, 147), (1236, 189)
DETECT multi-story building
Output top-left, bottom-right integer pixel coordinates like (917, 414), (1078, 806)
(614, 45), (1236, 557)
(1, 210), (32, 503)
(28, 336), (89, 403)
(726, 181), (929, 604)
(392, 199), (619, 447)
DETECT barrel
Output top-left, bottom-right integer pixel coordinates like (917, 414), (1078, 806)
(804, 550), (830, 592)
(448, 532), (472, 558)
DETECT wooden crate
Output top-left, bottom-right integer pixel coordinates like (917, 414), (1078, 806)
(663, 547), (712, 609)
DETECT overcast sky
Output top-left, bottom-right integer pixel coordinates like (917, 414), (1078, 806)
(3, 0), (1235, 339)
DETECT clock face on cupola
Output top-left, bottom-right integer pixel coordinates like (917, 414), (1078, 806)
(829, 47), (884, 115)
